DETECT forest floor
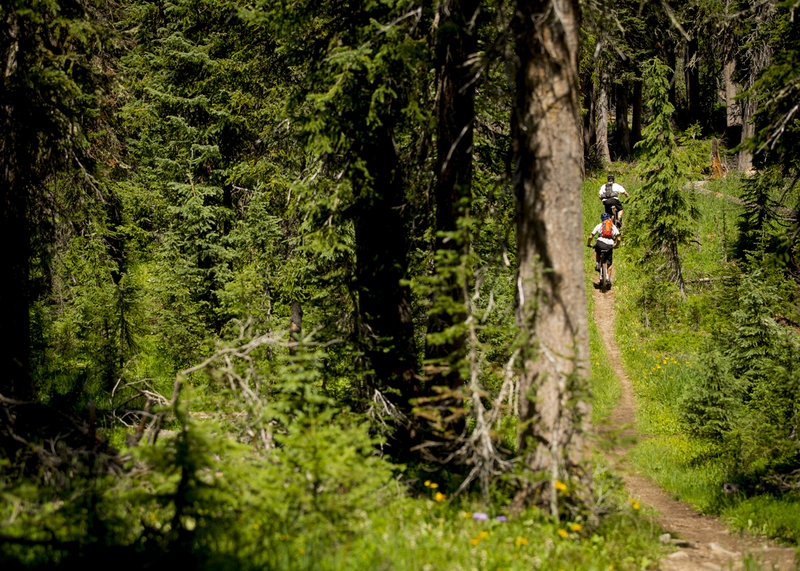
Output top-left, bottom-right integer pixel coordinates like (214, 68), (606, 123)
(592, 274), (798, 571)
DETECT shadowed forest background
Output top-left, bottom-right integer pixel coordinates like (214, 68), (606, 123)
(1, 0), (799, 568)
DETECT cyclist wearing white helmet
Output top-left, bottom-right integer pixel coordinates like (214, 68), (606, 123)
(599, 174), (629, 227)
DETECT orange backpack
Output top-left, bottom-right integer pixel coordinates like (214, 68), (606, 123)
(601, 219), (614, 239)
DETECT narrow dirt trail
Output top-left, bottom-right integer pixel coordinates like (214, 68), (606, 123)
(592, 283), (797, 570)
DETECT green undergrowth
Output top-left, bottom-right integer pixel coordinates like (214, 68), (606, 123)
(0, 413), (668, 570)
(606, 173), (800, 546)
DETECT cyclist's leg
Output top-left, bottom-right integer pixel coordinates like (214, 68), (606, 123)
(608, 198), (623, 226)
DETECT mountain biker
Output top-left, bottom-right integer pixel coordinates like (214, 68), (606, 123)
(587, 212), (621, 275)
(599, 174), (629, 228)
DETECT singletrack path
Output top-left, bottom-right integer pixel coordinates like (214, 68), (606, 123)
(592, 282), (797, 570)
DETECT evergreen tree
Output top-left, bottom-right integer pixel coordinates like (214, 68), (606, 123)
(745, 0), (800, 172)
(0, 0), (114, 399)
(260, 0), (430, 428)
(629, 57), (698, 296)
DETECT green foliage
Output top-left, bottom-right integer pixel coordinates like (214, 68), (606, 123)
(679, 350), (735, 442)
(614, 165), (800, 541)
(628, 58), (698, 290)
(677, 123), (712, 177)
(18, 0), (800, 564)
(724, 494), (800, 544)
(628, 436), (730, 514)
(733, 167), (800, 282)
(2, 331), (669, 570)
(744, 0), (800, 171)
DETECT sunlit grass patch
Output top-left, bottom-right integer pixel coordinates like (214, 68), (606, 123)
(631, 350), (698, 435)
(629, 436), (727, 513)
(723, 495), (800, 544)
(326, 498), (665, 571)
(588, 317), (621, 425)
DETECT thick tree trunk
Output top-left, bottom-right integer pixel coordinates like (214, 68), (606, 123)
(417, 0), (480, 447)
(581, 69), (596, 171)
(511, 0), (591, 517)
(615, 81), (631, 158)
(738, 98), (756, 172)
(632, 80), (642, 147)
(722, 59), (743, 151)
(428, 0), (479, 388)
(353, 124), (418, 412)
(0, 178), (32, 400)
(667, 47), (678, 112)
(737, 98), (757, 172)
(596, 68), (611, 165)
(1, 17), (33, 400)
(288, 300), (303, 356)
(685, 36), (701, 126)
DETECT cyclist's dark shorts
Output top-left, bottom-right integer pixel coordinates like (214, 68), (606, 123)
(602, 197), (623, 215)
(594, 241), (614, 265)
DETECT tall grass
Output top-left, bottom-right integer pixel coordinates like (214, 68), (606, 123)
(609, 171), (800, 545)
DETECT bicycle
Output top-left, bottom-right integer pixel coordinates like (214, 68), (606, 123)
(598, 247), (612, 291)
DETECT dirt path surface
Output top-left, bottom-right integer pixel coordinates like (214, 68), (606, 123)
(592, 281), (798, 570)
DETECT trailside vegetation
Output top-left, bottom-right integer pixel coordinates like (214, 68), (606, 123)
(2, 0), (800, 566)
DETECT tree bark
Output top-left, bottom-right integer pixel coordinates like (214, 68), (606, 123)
(0, 15), (34, 400)
(596, 67), (611, 165)
(427, 0), (479, 389)
(581, 69), (596, 171)
(511, 0), (591, 517)
(685, 36), (701, 126)
(738, 96), (756, 172)
(632, 80), (642, 147)
(0, 178), (32, 400)
(722, 59), (743, 150)
(416, 0), (480, 447)
(615, 80), (631, 158)
(288, 300), (303, 356)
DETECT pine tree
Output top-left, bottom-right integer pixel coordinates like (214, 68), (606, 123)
(0, 0), (114, 399)
(261, 0), (429, 427)
(629, 57), (698, 296)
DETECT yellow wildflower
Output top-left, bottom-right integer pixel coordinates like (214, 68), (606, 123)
(570, 523), (582, 531)
(434, 492), (446, 502)
(429, 482), (439, 489)
(479, 531), (489, 539)
(632, 501), (640, 510)
(470, 537), (481, 546)
(515, 537), (528, 547)
(554, 480), (568, 491)
(424, 480), (431, 487)
(557, 528), (569, 538)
